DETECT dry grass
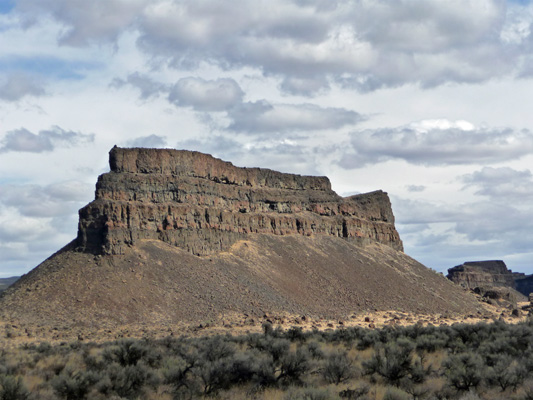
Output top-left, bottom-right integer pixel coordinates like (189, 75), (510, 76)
(0, 295), (522, 349)
(2, 319), (533, 399)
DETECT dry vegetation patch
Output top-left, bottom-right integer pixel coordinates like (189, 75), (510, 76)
(2, 318), (533, 399)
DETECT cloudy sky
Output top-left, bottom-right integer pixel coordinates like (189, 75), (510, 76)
(1, 0), (533, 277)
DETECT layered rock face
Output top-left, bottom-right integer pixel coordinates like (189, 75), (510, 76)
(515, 276), (533, 297)
(447, 260), (533, 299)
(77, 147), (403, 256)
(447, 261), (518, 289)
(1, 147), (484, 330)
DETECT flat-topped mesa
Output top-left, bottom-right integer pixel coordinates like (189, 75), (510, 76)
(77, 147), (403, 256)
(109, 147), (331, 191)
(447, 261), (517, 289)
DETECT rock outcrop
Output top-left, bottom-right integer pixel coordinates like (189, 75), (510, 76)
(447, 261), (517, 289)
(515, 275), (533, 297)
(77, 147), (403, 256)
(447, 260), (530, 303)
(0, 147), (483, 330)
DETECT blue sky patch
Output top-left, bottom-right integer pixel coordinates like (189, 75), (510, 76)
(0, 56), (101, 80)
(0, 0), (15, 14)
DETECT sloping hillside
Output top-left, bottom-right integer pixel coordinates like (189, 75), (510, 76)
(0, 235), (480, 329)
(0, 148), (482, 333)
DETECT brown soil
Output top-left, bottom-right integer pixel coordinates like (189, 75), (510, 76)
(0, 234), (488, 347)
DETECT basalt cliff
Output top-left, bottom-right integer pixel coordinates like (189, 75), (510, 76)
(447, 261), (518, 290)
(447, 260), (532, 299)
(0, 147), (481, 331)
(77, 147), (403, 257)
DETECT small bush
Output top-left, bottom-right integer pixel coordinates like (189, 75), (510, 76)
(277, 348), (310, 386)
(363, 339), (415, 385)
(251, 356), (277, 388)
(356, 330), (380, 350)
(0, 375), (29, 400)
(338, 383), (370, 399)
(257, 337), (291, 364)
(322, 350), (355, 385)
(103, 361), (155, 398)
(51, 368), (100, 400)
(286, 327), (306, 342)
(305, 341), (325, 360)
(194, 358), (235, 395)
(262, 321), (274, 336)
(415, 334), (447, 353)
(162, 356), (192, 393)
(443, 352), (485, 392)
(103, 339), (157, 367)
(485, 354), (526, 391)
(197, 336), (235, 362)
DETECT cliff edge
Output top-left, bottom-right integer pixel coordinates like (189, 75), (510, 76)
(77, 147), (403, 256)
(447, 260), (530, 299)
(447, 261), (517, 289)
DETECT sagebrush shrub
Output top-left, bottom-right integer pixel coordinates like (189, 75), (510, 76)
(485, 354), (526, 391)
(51, 367), (100, 400)
(363, 339), (415, 385)
(277, 348), (311, 386)
(322, 350), (355, 385)
(0, 375), (29, 400)
(103, 361), (155, 398)
(103, 339), (150, 367)
(197, 335), (235, 362)
(443, 352), (485, 392)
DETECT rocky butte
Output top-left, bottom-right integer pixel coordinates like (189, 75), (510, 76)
(448, 260), (533, 298)
(447, 261), (518, 290)
(0, 147), (480, 329)
(77, 146), (403, 257)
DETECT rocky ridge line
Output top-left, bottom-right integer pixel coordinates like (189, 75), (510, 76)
(77, 147), (403, 256)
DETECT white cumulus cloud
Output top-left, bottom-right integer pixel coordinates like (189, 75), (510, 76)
(339, 120), (533, 168)
(168, 77), (244, 111)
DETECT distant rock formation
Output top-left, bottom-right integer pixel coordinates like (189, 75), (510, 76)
(447, 261), (517, 289)
(515, 275), (533, 297)
(77, 147), (403, 256)
(447, 260), (531, 298)
(0, 277), (19, 293)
